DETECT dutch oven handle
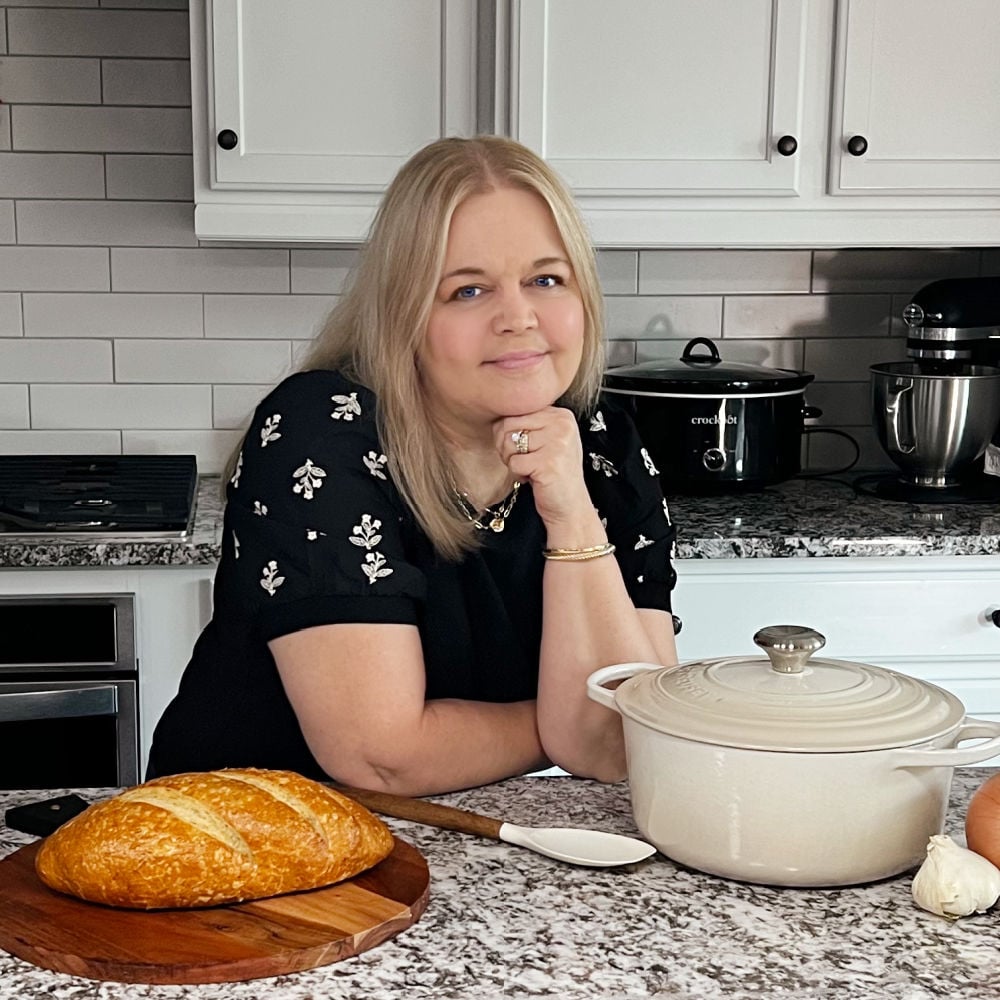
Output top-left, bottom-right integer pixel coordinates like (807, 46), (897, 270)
(890, 719), (1000, 767)
(586, 662), (661, 711)
(680, 337), (722, 366)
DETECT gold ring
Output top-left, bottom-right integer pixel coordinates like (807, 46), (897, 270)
(514, 430), (529, 454)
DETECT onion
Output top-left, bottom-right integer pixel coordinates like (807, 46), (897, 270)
(965, 772), (1000, 866)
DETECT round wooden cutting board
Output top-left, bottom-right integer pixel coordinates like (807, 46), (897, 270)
(0, 837), (429, 984)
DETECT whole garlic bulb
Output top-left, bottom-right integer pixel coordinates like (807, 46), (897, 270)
(911, 834), (1000, 919)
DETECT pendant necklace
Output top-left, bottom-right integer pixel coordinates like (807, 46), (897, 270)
(454, 480), (521, 533)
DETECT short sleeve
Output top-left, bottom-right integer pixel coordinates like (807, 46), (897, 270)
(580, 396), (677, 612)
(219, 371), (427, 642)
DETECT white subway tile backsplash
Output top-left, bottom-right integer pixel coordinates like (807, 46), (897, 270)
(812, 249), (981, 293)
(213, 384), (269, 429)
(0, 430), (122, 454)
(0, 152), (105, 198)
(12, 106), (191, 153)
(804, 381), (872, 427)
(102, 58), (190, 105)
(0, 13), (7, 54)
(640, 250), (811, 295)
(0, 202), (12, 243)
(803, 337), (907, 382)
(0, 55), (101, 103)
(105, 154), (193, 200)
(596, 251), (638, 295)
(100, 0), (189, 9)
(0, 337), (112, 381)
(0, 107), (10, 150)
(604, 295), (721, 341)
(604, 340), (635, 368)
(112, 247), (289, 293)
(0, 386), (29, 428)
(123, 428), (243, 475)
(290, 250), (359, 293)
(7, 8), (188, 57)
(114, 338), (291, 384)
(31, 383), (211, 429)
(16, 200), (196, 246)
(23, 292), (202, 337)
(0, 295), (22, 336)
(808, 424), (888, 475)
(723, 294), (891, 339)
(204, 294), (336, 340)
(0, 246), (109, 291)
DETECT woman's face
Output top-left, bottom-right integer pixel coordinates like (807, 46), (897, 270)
(419, 186), (585, 438)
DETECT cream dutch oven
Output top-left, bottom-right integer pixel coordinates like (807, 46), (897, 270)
(587, 626), (1000, 887)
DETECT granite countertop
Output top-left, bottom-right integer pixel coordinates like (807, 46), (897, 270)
(2, 771), (998, 999)
(1, 474), (999, 568)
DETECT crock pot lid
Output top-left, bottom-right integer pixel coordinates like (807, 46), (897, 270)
(614, 650), (967, 752)
(603, 338), (814, 395)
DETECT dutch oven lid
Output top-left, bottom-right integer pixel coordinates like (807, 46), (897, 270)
(613, 626), (966, 752)
(602, 337), (814, 395)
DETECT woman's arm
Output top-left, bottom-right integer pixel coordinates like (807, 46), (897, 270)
(271, 622), (549, 796)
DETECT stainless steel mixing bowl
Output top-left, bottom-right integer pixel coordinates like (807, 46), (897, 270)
(870, 362), (1000, 486)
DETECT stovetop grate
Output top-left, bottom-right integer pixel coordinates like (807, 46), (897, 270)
(0, 455), (198, 532)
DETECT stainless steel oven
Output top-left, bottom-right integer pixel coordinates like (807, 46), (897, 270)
(0, 594), (139, 789)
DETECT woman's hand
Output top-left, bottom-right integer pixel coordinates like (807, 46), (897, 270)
(494, 408), (602, 543)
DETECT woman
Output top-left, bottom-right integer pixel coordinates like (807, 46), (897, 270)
(148, 136), (678, 795)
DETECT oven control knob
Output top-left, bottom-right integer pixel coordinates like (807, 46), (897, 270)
(702, 448), (727, 472)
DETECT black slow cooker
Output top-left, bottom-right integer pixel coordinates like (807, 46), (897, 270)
(602, 337), (817, 493)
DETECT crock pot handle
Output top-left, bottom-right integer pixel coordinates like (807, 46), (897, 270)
(585, 662), (661, 712)
(890, 719), (1000, 768)
(680, 337), (721, 365)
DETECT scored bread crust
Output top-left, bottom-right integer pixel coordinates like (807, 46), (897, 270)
(34, 768), (395, 909)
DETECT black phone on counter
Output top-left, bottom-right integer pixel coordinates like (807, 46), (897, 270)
(4, 793), (91, 837)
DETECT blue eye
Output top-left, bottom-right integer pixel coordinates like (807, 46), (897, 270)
(454, 286), (481, 300)
(533, 275), (560, 288)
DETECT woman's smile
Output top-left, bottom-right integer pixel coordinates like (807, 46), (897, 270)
(487, 349), (550, 371)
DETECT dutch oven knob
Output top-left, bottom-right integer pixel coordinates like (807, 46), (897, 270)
(753, 625), (826, 674)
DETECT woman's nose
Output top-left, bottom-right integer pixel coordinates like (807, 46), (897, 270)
(493, 286), (537, 334)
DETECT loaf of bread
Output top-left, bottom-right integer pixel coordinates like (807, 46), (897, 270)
(34, 768), (395, 909)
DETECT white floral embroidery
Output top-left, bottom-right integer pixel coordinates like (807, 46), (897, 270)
(260, 560), (284, 596)
(232, 530), (240, 559)
(230, 450), (243, 488)
(589, 452), (618, 477)
(364, 451), (388, 480)
(362, 551), (393, 585)
(331, 392), (361, 421)
(349, 514), (383, 550)
(306, 529), (325, 541)
(292, 459), (326, 500)
(641, 447), (660, 476)
(637, 574), (644, 584)
(634, 534), (654, 550)
(253, 500), (268, 516)
(260, 413), (282, 447)
(662, 499), (672, 524)
(589, 410), (607, 433)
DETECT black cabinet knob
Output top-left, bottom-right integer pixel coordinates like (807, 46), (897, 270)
(846, 134), (868, 156)
(672, 615), (683, 636)
(217, 129), (239, 151)
(776, 135), (798, 156)
(991, 609), (1000, 628)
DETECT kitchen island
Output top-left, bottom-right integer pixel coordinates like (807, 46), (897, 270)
(1, 770), (998, 1000)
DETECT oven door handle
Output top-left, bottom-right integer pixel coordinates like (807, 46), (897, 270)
(0, 685), (118, 722)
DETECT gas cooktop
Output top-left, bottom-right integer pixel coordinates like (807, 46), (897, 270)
(0, 455), (198, 540)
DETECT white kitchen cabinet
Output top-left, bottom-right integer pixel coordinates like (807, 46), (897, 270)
(190, 0), (479, 242)
(673, 556), (1000, 755)
(507, 0), (1000, 247)
(0, 567), (215, 779)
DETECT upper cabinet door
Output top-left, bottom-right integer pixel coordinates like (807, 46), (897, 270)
(831, 0), (1000, 195)
(510, 0), (808, 197)
(207, 0), (476, 192)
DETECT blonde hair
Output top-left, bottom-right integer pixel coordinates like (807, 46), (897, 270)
(300, 135), (605, 560)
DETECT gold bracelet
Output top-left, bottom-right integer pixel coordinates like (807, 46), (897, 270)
(542, 542), (616, 562)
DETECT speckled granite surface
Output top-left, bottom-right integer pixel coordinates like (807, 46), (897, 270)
(1, 771), (998, 999)
(2, 474), (999, 569)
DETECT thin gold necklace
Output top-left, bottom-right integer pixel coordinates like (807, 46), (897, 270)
(454, 480), (521, 533)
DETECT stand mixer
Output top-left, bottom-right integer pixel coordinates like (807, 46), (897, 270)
(859, 276), (1000, 503)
